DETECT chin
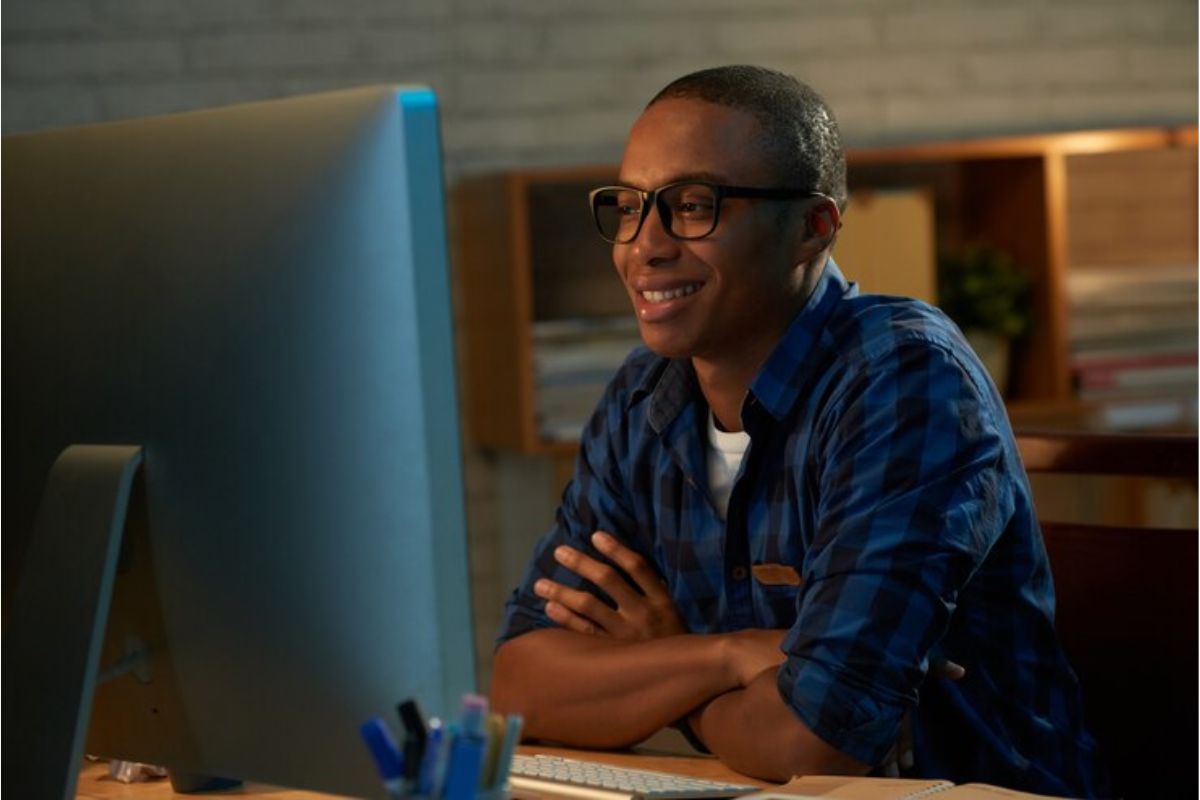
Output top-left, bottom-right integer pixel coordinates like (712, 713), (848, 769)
(637, 327), (697, 360)
(644, 343), (690, 359)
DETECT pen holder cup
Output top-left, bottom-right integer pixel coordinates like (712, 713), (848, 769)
(408, 791), (509, 800)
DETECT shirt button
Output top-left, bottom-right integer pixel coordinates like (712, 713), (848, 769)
(731, 565), (748, 581)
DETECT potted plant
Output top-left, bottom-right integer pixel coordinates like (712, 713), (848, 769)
(937, 245), (1033, 396)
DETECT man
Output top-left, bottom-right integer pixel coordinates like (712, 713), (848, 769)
(489, 65), (1107, 797)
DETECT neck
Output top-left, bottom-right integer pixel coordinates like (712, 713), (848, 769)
(692, 254), (829, 433)
(692, 351), (766, 434)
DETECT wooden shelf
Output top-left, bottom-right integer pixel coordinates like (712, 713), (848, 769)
(455, 166), (617, 455)
(847, 125), (1186, 164)
(454, 125), (1198, 454)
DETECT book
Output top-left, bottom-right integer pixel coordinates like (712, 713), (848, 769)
(1074, 363), (1198, 391)
(1065, 263), (1197, 304)
(532, 315), (640, 342)
(742, 774), (1072, 800)
(1071, 348), (1197, 371)
(1067, 306), (1197, 341)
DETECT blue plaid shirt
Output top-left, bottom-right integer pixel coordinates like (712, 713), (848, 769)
(499, 261), (1108, 797)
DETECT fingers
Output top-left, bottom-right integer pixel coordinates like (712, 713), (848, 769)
(534, 577), (618, 633)
(933, 658), (967, 681)
(590, 531), (671, 601)
(539, 533), (688, 641)
(543, 599), (605, 636)
(552, 543), (640, 608)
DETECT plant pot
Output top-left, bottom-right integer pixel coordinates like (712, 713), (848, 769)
(965, 329), (1011, 396)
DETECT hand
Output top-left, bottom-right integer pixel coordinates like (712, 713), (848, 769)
(533, 531), (688, 641)
(933, 657), (966, 681)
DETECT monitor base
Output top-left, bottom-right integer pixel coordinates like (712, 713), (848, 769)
(169, 770), (243, 793)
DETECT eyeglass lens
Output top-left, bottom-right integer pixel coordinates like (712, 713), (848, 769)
(593, 184), (719, 243)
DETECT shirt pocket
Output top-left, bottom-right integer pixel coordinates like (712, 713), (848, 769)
(753, 578), (802, 628)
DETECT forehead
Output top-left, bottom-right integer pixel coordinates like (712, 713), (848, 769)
(618, 98), (774, 188)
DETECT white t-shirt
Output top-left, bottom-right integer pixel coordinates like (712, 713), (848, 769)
(706, 411), (750, 519)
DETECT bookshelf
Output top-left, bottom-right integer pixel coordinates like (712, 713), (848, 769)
(454, 125), (1198, 455)
(847, 125), (1197, 416)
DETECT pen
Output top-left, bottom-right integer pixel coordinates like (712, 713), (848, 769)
(444, 695), (488, 800)
(480, 713), (505, 789)
(430, 722), (456, 798)
(359, 717), (405, 800)
(491, 714), (523, 791)
(417, 717), (445, 796)
(397, 698), (428, 789)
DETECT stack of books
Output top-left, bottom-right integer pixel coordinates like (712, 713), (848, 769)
(533, 316), (643, 442)
(1066, 264), (1197, 430)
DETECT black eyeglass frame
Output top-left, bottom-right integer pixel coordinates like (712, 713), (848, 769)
(587, 180), (832, 244)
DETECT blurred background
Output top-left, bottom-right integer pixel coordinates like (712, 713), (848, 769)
(5, 0), (1196, 688)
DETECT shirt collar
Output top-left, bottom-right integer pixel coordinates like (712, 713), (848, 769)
(750, 258), (856, 420)
(632, 357), (695, 435)
(631, 258), (856, 434)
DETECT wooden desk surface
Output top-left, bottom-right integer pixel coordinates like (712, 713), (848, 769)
(74, 760), (353, 799)
(75, 745), (768, 798)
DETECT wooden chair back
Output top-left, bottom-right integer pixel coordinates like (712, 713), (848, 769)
(1016, 431), (1197, 799)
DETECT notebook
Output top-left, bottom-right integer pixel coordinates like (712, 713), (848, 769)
(743, 775), (1071, 800)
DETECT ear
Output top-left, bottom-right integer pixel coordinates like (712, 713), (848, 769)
(792, 197), (841, 264)
(807, 198), (841, 245)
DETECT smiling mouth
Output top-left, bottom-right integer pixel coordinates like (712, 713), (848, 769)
(640, 283), (702, 303)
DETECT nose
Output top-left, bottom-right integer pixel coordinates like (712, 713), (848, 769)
(629, 201), (679, 266)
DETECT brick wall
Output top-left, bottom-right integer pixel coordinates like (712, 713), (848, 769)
(4, 0), (1196, 183)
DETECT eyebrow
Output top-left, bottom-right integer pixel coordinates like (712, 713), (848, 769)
(613, 171), (731, 190)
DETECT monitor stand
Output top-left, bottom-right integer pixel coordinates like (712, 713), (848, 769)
(5, 444), (144, 798)
(3, 445), (235, 797)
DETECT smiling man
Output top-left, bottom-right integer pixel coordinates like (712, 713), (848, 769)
(489, 66), (1108, 797)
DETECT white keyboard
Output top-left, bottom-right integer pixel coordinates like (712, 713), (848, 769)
(508, 754), (761, 800)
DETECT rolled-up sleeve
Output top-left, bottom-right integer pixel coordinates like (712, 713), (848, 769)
(778, 338), (1016, 766)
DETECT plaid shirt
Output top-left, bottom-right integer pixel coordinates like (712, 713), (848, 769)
(499, 261), (1108, 797)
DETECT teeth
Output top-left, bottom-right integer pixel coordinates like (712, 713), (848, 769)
(642, 284), (700, 303)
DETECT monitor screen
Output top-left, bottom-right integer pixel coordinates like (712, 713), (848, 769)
(2, 86), (475, 797)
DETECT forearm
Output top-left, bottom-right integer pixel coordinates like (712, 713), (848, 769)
(490, 627), (735, 748)
(689, 669), (869, 782)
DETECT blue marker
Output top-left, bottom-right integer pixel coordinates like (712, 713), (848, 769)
(428, 721), (456, 799)
(359, 717), (405, 800)
(417, 717), (445, 795)
(443, 695), (488, 800)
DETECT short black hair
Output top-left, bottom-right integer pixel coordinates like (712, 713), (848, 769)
(647, 65), (847, 211)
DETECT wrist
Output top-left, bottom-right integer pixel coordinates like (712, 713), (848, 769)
(715, 632), (742, 690)
(724, 628), (789, 688)
(717, 630), (765, 688)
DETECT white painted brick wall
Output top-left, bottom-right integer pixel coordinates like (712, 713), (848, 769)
(4, 0), (1194, 180)
(4, 38), (184, 81)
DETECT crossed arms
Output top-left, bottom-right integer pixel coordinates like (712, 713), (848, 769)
(491, 342), (992, 782)
(488, 531), (868, 782)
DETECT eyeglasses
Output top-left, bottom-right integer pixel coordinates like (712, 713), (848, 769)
(587, 180), (828, 244)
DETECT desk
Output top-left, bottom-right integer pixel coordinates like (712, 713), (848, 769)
(74, 760), (350, 799)
(75, 746), (768, 798)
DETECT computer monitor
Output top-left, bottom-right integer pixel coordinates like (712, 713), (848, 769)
(2, 86), (476, 798)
